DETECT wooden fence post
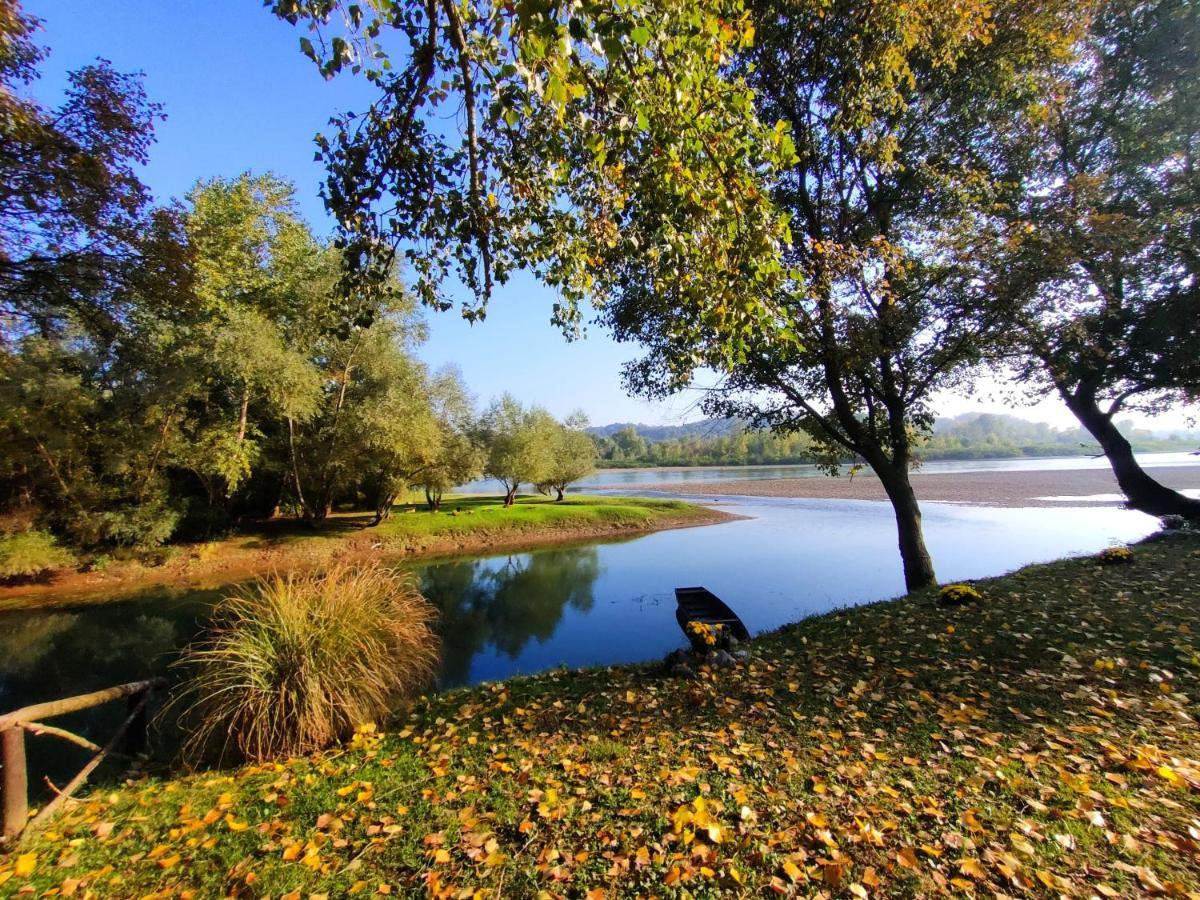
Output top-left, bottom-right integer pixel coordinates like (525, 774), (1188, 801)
(2, 726), (28, 839)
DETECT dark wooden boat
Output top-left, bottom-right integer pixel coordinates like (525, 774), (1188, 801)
(674, 586), (751, 642)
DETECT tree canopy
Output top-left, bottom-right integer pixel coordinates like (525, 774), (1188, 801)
(269, 0), (795, 366)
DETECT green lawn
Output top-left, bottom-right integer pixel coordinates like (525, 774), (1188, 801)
(5, 531), (1199, 897)
(373, 494), (710, 541)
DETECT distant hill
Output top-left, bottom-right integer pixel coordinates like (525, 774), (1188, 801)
(587, 418), (738, 442)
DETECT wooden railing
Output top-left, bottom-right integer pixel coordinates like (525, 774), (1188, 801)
(1, 678), (165, 841)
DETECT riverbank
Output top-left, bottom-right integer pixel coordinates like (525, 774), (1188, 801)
(5, 530), (1198, 895)
(634, 463), (1200, 507)
(0, 496), (734, 611)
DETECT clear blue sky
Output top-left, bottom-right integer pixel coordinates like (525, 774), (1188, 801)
(23, 1), (1193, 432)
(24, 0), (699, 426)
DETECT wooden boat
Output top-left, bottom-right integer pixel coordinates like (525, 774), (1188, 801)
(674, 586), (751, 642)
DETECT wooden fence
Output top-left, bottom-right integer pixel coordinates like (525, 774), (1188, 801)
(1, 677), (165, 841)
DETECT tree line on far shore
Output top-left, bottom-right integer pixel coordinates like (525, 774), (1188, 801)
(592, 415), (1199, 469)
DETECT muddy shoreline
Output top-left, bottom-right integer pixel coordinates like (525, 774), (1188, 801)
(0, 505), (738, 611)
(629, 464), (1200, 508)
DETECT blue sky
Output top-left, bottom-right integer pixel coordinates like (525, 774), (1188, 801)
(23, 1), (1193, 431)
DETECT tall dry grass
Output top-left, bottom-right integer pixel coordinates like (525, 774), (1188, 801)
(173, 564), (439, 763)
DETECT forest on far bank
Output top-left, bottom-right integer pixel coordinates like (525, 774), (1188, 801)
(591, 413), (1200, 468)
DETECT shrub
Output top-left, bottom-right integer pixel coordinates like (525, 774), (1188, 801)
(938, 582), (982, 606)
(1098, 546), (1133, 565)
(0, 530), (73, 580)
(173, 565), (440, 763)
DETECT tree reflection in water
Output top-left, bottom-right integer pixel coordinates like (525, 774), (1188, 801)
(419, 546), (602, 686)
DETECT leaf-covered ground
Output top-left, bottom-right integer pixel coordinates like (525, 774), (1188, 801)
(4, 532), (1200, 898)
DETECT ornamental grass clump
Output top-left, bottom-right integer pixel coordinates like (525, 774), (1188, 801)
(174, 565), (439, 764)
(938, 582), (982, 607)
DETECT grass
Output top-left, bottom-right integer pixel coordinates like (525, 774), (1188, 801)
(371, 494), (712, 545)
(5, 531), (1199, 897)
(170, 566), (439, 765)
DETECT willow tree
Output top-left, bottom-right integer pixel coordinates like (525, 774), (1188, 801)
(611, 0), (1086, 590)
(990, 0), (1200, 520)
(270, 0), (794, 361)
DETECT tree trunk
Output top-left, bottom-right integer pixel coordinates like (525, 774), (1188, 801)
(1065, 390), (1200, 520)
(372, 493), (395, 526)
(504, 484), (517, 507)
(555, 486), (564, 502)
(877, 465), (938, 592)
(425, 488), (442, 511)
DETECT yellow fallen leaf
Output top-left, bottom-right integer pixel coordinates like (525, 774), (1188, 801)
(959, 857), (987, 880)
(225, 813), (249, 831)
(896, 847), (918, 869)
(14, 853), (36, 877)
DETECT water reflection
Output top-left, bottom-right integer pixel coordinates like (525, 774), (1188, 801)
(423, 547), (602, 686)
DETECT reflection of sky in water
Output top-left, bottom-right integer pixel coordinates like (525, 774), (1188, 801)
(0, 495), (1160, 790)
(423, 497), (1158, 686)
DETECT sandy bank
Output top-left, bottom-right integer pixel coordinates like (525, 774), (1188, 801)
(631, 464), (1200, 508)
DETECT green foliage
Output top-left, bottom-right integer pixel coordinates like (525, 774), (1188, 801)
(173, 565), (439, 763)
(986, 0), (1200, 518)
(270, 0), (794, 365)
(536, 413), (597, 500)
(479, 395), (556, 506)
(0, 2), (170, 331)
(0, 529), (73, 580)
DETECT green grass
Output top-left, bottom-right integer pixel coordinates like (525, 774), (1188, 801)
(5, 531), (1199, 897)
(371, 494), (709, 541)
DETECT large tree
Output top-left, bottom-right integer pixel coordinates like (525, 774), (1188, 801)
(609, 0), (1084, 590)
(990, 0), (1200, 520)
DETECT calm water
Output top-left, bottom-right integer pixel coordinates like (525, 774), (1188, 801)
(456, 451), (1197, 493)
(0, 491), (1160, 792)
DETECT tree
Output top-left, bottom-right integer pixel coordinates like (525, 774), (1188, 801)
(537, 413), (597, 501)
(990, 0), (1200, 520)
(269, 0), (793, 362)
(609, 0), (1085, 590)
(418, 368), (483, 511)
(480, 395), (554, 507)
(0, 1), (167, 336)
(179, 175), (324, 516)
